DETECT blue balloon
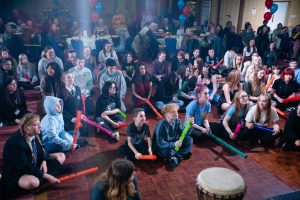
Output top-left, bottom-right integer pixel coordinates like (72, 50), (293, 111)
(270, 3), (278, 14)
(177, 0), (185, 10)
(95, 3), (102, 12)
(179, 14), (186, 24)
(53, 0), (60, 5)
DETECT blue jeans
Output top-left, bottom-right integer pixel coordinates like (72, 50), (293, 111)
(209, 89), (220, 104)
(44, 130), (80, 153)
(155, 100), (184, 110)
(158, 136), (193, 159)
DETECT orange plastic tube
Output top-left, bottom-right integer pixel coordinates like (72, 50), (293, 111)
(72, 111), (82, 144)
(58, 167), (99, 182)
(272, 106), (287, 119)
(144, 99), (163, 119)
(117, 122), (129, 128)
(208, 58), (224, 68)
(264, 75), (275, 93)
(137, 155), (157, 160)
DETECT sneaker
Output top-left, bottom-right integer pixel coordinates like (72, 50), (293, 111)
(169, 156), (179, 168)
(77, 139), (88, 147)
(112, 132), (120, 141)
(281, 143), (291, 151)
(182, 152), (192, 160)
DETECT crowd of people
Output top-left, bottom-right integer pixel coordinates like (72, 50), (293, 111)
(0, 7), (300, 199)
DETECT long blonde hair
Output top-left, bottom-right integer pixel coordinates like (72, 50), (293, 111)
(231, 91), (249, 123)
(251, 67), (266, 95)
(225, 70), (241, 89)
(254, 94), (272, 124)
(19, 113), (44, 151)
(98, 159), (136, 200)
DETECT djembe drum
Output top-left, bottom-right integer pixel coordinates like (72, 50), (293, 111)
(196, 167), (246, 200)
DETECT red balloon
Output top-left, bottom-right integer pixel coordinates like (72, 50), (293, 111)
(91, 12), (99, 23)
(182, 6), (191, 16)
(88, 0), (96, 7)
(264, 12), (272, 21)
(265, 0), (273, 9)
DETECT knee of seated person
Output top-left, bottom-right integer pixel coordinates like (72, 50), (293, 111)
(21, 177), (40, 190)
(183, 135), (193, 143)
(55, 153), (66, 164)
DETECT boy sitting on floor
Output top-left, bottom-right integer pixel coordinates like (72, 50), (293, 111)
(118, 108), (152, 160)
(153, 103), (193, 168)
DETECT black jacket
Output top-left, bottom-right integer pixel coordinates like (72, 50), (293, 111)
(1, 132), (45, 195)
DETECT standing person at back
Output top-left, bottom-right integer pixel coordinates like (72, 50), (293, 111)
(99, 58), (127, 112)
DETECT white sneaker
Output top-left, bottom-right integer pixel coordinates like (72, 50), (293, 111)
(112, 132), (120, 141)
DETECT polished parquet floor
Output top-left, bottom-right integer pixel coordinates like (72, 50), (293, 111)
(0, 84), (300, 200)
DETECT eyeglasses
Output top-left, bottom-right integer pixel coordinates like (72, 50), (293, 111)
(240, 95), (248, 99)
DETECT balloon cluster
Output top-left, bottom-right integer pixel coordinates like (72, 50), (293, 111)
(52, 0), (61, 5)
(177, 0), (191, 24)
(88, 0), (103, 23)
(264, 0), (278, 21)
(42, 7), (69, 17)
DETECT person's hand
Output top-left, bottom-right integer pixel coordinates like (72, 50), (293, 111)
(208, 96), (213, 101)
(71, 118), (77, 123)
(229, 132), (236, 140)
(40, 161), (47, 173)
(148, 148), (152, 155)
(187, 117), (194, 124)
(122, 71), (128, 77)
(273, 127), (280, 136)
(141, 98), (148, 102)
(70, 143), (77, 151)
(190, 95), (196, 100)
(135, 152), (142, 159)
(172, 96), (178, 101)
(202, 128), (209, 135)
(112, 122), (119, 129)
(247, 123), (254, 129)
(175, 140), (182, 148)
(295, 140), (300, 146)
(276, 97), (283, 103)
(156, 75), (162, 81)
(43, 173), (60, 184)
(15, 119), (21, 124)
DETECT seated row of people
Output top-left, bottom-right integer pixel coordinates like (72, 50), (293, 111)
(2, 90), (300, 198)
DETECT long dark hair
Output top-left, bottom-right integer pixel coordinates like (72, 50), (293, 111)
(102, 81), (118, 96)
(44, 62), (65, 95)
(2, 76), (22, 109)
(246, 39), (256, 53)
(132, 62), (151, 84)
(168, 72), (180, 94)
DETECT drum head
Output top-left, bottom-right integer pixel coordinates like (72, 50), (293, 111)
(196, 167), (245, 197)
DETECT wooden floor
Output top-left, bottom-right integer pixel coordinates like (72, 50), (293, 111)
(1, 86), (300, 200)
